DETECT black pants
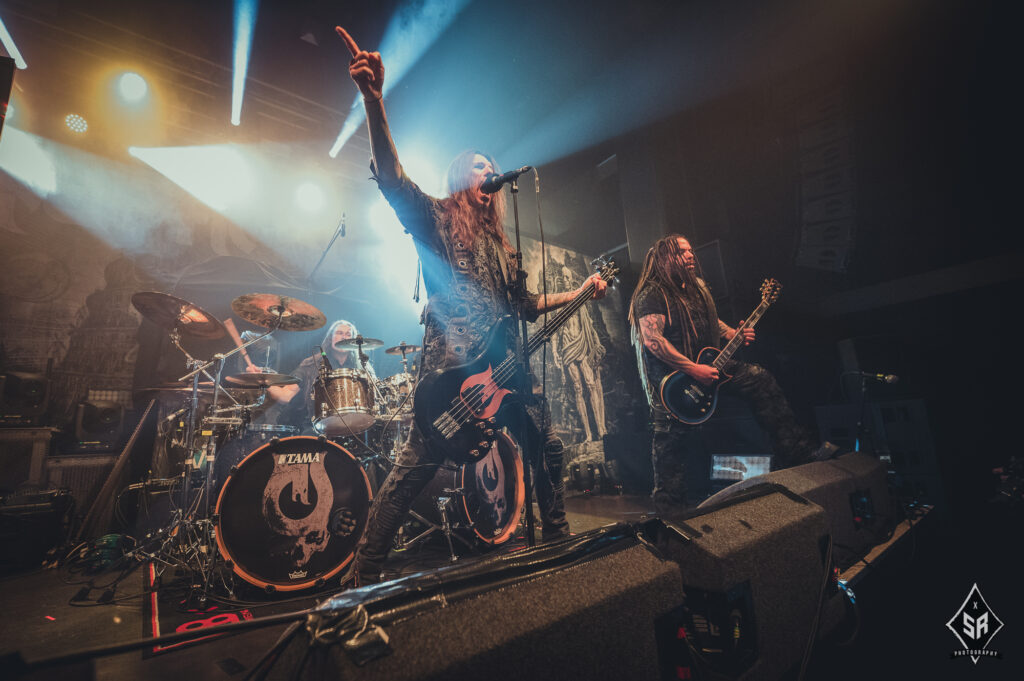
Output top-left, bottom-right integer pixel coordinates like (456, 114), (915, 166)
(650, 361), (814, 510)
(354, 410), (567, 584)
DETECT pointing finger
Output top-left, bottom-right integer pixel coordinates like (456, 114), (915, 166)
(335, 26), (360, 57)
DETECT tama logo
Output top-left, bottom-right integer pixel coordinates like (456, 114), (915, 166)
(277, 452), (322, 465)
(288, 570), (308, 580)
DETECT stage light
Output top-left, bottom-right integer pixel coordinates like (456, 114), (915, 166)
(129, 144), (255, 212)
(328, 0), (471, 157)
(0, 128), (58, 197)
(295, 181), (325, 213)
(231, 0), (259, 126)
(0, 16), (27, 70)
(117, 72), (148, 103)
(65, 113), (88, 133)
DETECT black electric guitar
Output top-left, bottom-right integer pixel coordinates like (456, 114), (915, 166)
(659, 278), (781, 425)
(414, 259), (619, 463)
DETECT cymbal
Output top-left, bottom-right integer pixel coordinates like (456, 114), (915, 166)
(230, 293), (326, 332)
(334, 336), (384, 350)
(139, 381), (217, 392)
(224, 372), (299, 388)
(131, 292), (226, 339)
(385, 343), (421, 356)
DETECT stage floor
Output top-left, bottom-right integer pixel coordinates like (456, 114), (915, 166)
(0, 493), (656, 680)
(2, 492), (1020, 681)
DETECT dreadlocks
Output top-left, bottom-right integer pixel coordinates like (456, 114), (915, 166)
(627, 234), (704, 330)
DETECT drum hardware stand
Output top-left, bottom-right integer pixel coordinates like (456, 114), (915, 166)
(169, 325), (282, 603)
(395, 487), (476, 560)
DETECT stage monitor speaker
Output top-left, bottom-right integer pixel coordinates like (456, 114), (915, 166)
(268, 527), (687, 681)
(701, 452), (890, 570)
(0, 371), (50, 426)
(73, 400), (125, 449)
(646, 486), (841, 681)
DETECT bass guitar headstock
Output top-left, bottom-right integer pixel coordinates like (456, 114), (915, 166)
(760, 278), (782, 305)
(592, 255), (620, 287)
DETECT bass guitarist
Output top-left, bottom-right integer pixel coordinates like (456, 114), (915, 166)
(628, 235), (817, 512)
(337, 26), (608, 585)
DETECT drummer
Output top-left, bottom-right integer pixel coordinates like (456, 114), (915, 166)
(269, 319), (377, 431)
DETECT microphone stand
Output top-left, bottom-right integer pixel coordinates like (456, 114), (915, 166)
(308, 212), (346, 287)
(508, 178), (538, 548)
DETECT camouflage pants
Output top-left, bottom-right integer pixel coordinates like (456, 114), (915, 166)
(651, 361), (814, 510)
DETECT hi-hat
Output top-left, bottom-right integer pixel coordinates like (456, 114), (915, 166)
(231, 293), (326, 332)
(131, 292), (226, 339)
(334, 335), (384, 350)
(224, 372), (299, 388)
(385, 343), (421, 356)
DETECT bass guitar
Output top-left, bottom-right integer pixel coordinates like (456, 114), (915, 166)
(659, 278), (781, 425)
(414, 259), (619, 463)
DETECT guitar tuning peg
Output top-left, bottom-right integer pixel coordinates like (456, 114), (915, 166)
(468, 449), (479, 459)
(477, 441), (489, 450)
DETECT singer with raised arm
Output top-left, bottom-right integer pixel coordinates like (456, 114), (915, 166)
(336, 26), (608, 585)
(628, 235), (828, 512)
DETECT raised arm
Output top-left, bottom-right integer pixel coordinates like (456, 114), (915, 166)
(336, 26), (400, 183)
(639, 313), (719, 386)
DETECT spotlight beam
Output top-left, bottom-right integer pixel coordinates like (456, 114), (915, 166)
(329, 0), (472, 157)
(231, 0), (259, 126)
(0, 16), (27, 69)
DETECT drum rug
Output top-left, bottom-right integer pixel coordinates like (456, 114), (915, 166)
(141, 562), (320, 656)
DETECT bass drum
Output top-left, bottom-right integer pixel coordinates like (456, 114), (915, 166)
(215, 436), (372, 591)
(414, 431), (524, 545)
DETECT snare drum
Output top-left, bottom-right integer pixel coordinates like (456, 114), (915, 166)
(215, 436), (372, 591)
(246, 423), (300, 440)
(313, 368), (376, 436)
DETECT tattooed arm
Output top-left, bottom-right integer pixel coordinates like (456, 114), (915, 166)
(529, 273), (608, 316)
(639, 314), (719, 385)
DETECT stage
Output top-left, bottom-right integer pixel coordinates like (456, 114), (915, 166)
(3, 480), (1018, 681)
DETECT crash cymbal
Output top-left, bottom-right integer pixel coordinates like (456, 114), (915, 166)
(131, 292), (226, 339)
(385, 343), (421, 356)
(230, 293), (326, 332)
(223, 372), (299, 388)
(333, 335), (384, 350)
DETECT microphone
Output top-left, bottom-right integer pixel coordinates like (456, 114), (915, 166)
(319, 345), (333, 374)
(163, 406), (188, 423)
(480, 166), (532, 194)
(862, 372), (898, 384)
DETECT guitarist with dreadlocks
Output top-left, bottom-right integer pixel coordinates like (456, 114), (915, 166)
(628, 235), (819, 511)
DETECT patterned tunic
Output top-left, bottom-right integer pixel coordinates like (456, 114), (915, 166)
(377, 170), (540, 375)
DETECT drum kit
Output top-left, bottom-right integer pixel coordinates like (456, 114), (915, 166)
(128, 289), (524, 599)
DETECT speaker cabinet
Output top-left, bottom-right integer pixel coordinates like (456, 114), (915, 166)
(648, 487), (838, 681)
(702, 452), (890, 570)
(269, 529), (686, 681)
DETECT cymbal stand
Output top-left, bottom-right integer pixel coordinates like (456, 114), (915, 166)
(169, 326), (282, 602)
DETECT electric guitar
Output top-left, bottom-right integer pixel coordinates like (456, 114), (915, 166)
(414, 259), (619, 463)
(659, 278), (781, 425)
